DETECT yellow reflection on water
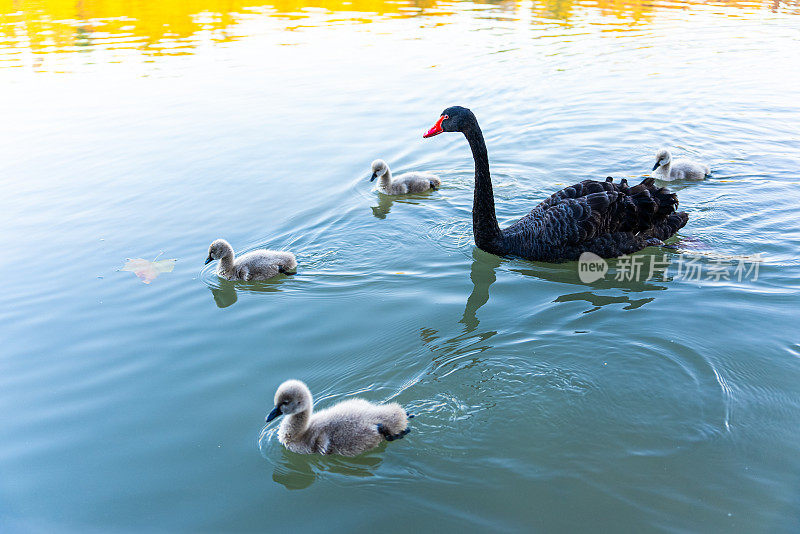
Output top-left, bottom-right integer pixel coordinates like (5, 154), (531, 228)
(1, 0), (798, 68)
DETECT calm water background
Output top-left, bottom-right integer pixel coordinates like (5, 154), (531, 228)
(2, 0), (800, 531)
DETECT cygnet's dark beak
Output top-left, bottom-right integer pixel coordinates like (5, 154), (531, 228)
(265, 405), (282, 423)
(204, 256), (213, 265)
(652, 162), (661, 171)
(370, 172), (377, 182)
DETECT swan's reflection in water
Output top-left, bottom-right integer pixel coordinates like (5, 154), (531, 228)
(419, 250), (502, 379)
(208, 277), (291, 308)
(423, 247), (672, 372)
(370, 191), (437, 219)
(413, 248), (682, 455)
(460, 249), (502, 332)
(270, 442), (386, 490)
(463, 248), (670, 323)
(553, 291), (654, 312)
(511, 259), (668, 314)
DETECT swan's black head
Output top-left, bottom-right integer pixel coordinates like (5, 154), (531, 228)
(423, 106), (474, 138)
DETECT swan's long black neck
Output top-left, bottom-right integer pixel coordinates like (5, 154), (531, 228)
(464, 120), (502, 250)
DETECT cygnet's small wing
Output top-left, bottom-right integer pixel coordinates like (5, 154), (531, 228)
(234, 249), (292, 280)
(672, 159), (708, 180)
(397, 171), (440, 193)
(310, 399), (388, 456)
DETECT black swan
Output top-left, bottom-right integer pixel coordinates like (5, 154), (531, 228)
(423, 106), (688, 261)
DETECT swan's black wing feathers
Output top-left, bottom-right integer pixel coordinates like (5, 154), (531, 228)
(502, 177), (687, 260)
(532, 178), (678, 244)
(534, 191), (619, 246)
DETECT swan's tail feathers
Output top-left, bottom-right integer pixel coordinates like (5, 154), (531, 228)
(628, 188), (658, 231)
(654, 187), (679, 218)
(539, 179), (615, 209)
(625, 177), (681, 231)
(586, 190), (617, 212)
(649, 211), (689, 241)
(628, 177), (659, 199)
(630, 178), (678, 209)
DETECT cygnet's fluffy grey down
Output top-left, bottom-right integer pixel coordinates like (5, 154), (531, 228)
(266, 379), (411, 456)
(652, 148), (709, 181)
(205, 239), (296, 281)
(370, 159), (441, 195)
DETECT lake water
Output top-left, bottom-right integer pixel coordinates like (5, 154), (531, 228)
(2, 0), (800, 531)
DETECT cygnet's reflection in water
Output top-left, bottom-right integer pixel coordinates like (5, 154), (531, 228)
(210, 280), (238, 308)
(270, 440), (386, 490)
(209, 277), (291, 308)
(371, 191), (437, 220)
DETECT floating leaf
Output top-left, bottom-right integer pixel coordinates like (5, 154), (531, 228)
(121, 254), (176, 284)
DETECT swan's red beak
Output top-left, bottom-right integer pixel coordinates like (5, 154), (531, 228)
(423, 115), (446, 138)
